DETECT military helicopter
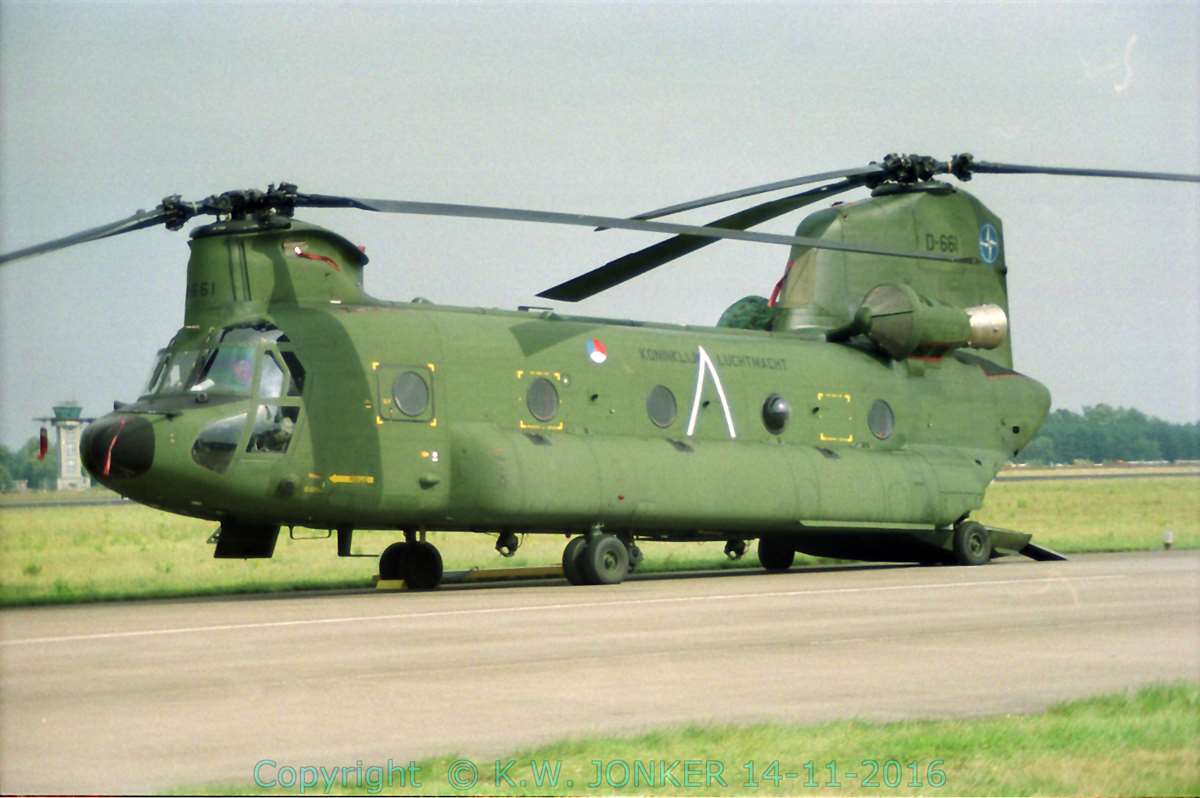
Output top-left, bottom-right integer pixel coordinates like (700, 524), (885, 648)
(3, 153), (1196, 589)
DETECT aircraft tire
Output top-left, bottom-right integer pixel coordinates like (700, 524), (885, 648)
(627, 542), (644, 572)
(562, 536), (590, 585)
(757, 536), (795, 571)
(405, 541), (444, 590)
(379, 541), (411, 581)
(953, 521), (992, 566)
(581, 534), (629, 585)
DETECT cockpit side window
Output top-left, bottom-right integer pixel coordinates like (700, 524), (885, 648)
(280, 350), (306, 396)
(192, 411), (249, 473)
(246, 351), (304, 456)
(150, 349), (210, 395)
(258, 352), (286, 399)
(247, 405), (300, 454)
(143, 350), (169, 395)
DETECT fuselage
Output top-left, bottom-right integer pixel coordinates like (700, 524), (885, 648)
(83, 298), (1050, 540)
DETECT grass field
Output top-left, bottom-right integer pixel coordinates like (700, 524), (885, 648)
(197, 682), (1199, 796)
(973, 477), (1197, 553)
(1, 477), (1196, 606)
(999, 463), (1200, 479)
(0, 486), (122, 505)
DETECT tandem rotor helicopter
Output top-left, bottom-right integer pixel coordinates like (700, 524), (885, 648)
(4, 153), (1197, 589)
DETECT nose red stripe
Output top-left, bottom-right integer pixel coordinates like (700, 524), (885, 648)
(102, 417), (128, 478)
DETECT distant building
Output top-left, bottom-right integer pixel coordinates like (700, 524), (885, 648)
(35, 403), (95, 491)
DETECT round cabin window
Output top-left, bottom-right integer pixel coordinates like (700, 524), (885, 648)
(868, 399), (895, 440)
(762, 394), (790, 434)
(646, 385), (677, 428)
(392, 371), (430, 417)
(526, 377), (559, 422)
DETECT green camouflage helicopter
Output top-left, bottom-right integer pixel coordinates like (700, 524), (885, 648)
(4, 153), (1196, 589)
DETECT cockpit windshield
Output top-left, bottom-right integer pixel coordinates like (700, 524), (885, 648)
(189, 329), (262, 396)
(140, 326), (301, 399)
(142, 348), (209, 396)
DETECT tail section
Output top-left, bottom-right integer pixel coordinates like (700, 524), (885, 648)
(773, 181), (1014, 369)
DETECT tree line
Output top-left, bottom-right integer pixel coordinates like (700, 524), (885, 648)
(1018, 405), (1200, 465)
(0, 438), (61, 491)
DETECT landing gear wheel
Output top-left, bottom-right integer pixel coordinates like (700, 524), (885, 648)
(953, 521), (992, 566)
(404, 541), (444, 589)
(581, 534), (630, 585)
(626, 541), (644, 572)
(757, 536), (795, 571)
(562, 536), (589, 585)
(379, 542), (411, 581)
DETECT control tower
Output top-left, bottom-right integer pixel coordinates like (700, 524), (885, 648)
(34, 403), (95, 491)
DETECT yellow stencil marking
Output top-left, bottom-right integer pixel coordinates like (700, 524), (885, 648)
(429, 417), (438, 428)
(519, 420), (565, 432)
(329, 474), (375, 485)
(427, 363), (437, 373)
(819, 433), (855, 443)
(817, 392), (852, 402)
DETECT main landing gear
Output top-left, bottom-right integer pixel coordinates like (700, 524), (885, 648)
(952, 520), (993, 566)
(562, 531), (641, 586)
(379, 530), (444, 590)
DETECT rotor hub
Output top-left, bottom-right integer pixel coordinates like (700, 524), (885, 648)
(162, 182), (300, 230)
(865, 153), (978, 188)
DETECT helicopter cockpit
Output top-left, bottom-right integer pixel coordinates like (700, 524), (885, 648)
(139, 324), (308, 474)
(142, 327), (292, 399)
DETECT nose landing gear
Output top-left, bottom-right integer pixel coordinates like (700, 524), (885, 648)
(757, 535), (795, 572)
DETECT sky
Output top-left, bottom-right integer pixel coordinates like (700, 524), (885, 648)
(1, 1), (1197, 449)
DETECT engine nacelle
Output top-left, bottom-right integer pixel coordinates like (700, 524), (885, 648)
(858, 282), (1007, 359)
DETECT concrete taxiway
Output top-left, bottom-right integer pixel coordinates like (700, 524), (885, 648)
(1, 551), (1197, 793)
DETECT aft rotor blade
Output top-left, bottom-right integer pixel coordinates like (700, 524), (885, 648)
(538, 178), (867, 302)
(621, 164), (886, 221)
(964, 159), (1200, 183)
(0, 207), (171, 266)
(298, 191), (974, 272)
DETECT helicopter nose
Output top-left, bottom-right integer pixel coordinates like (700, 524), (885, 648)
(82, 414), (155, 480)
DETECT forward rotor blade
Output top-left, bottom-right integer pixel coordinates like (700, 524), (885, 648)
(0, 207), (171, 266)
(297, 191), (973, 276)
(621, 165), (885, 221)
(538, 178), (867, 302)
(964, 159), (1200, 183)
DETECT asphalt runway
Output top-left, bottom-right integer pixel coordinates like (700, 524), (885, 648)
(2, 551), (1197, 794)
